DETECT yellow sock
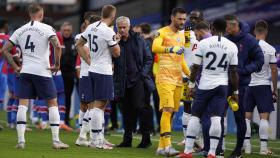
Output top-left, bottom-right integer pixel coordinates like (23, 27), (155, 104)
(158, 136), (164, 149)
(160, 111), (172, 148)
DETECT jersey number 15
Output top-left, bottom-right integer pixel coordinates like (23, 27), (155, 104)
(88, 34), (98, 52)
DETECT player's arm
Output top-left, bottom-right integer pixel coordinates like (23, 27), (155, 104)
(182, 54), (190, 77)
(49, 35), (62, 73)
(109, 33), (121, 58)
(270, 52), (278, 99)
(152, 31), (184, 54)
(110, 44), (121, 58)
(229, 46), (239, 102)
(1, 41), (20, 74)
(76, 37), (91, 65)
(152, 31), (165, 53)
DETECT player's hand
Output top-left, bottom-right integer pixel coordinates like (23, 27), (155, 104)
(273, 90), (278, 103)
(231, 94), (239, 104)
(166, 46), (184, 55)
(47, 65), (60, 75)
(14, 66), (21, 76)
(115, 33), (121, 43)
(188, 88), (196, 98)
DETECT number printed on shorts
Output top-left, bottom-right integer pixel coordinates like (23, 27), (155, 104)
(25, 35), (35, 52)
(205, 52), (228, 71)
(88, 34), (98, 52)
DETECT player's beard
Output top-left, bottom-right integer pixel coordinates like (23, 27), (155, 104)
(175, 23), (184, 31)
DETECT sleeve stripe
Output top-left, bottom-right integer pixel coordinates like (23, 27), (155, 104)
(9, 40), (16, 46)
(195, 54), (203, 57)
(48, 35), (56, 40)
(109, 43), (117, 47)
(229, 64), (238, 66)
(81, 35), (87, 42)
(269, 62), (277, 64)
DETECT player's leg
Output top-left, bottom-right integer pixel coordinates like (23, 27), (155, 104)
(155, 83), (177, 156)
(32, 74), (68, 149)
(88, 72), (113, 150)
(15, 73), (36, 149)
(254, 85), (274, 155)
(243, 86), (255, 154)
(7, 73), (15, 128)
(37, 100), (49, 129)
(177, 88), (211, 158)
(207, 86), (228, 157)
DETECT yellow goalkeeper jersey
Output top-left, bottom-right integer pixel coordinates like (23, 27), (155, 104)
(152, 26), (190, 86)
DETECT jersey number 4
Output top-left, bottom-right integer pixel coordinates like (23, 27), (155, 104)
(25, 35), (35, 52)
(88, 34), (98, 52)
(205, 52), (228, 71)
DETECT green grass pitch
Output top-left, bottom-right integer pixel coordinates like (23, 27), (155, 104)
(0, 111), (279, 158)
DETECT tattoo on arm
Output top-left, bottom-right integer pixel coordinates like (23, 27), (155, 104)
(49, 36), (61, 48)
(2, 42), (17, 68)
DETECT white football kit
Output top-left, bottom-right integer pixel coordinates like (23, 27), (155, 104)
(81, 21), (117, 75)
(194, 36), (238, 90)
(75, 33), (90, 78)
(249, 40), (277, 86)
(9, 21), (56, 77)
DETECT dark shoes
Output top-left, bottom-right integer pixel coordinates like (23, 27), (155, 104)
(116, 140), (132, 147)
(137, 141), (152, 148)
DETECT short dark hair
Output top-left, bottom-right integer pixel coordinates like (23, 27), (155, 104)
(190, 9), (204, 19)
(89, 15), (101, 24)
(83, 11), (96, 21)
(171, 7), (186, 16)
(255, 20), (268, 33)
(0, 19), (8, 29)
(194, 21), (209, 30)
(224, 14), (239, 22)
(28, 3), (43, 15)
(101, 5), (116, 19)
(212, 18), (227, 33)
(140, 23), (152, 34)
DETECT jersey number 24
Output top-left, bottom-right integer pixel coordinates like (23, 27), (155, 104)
(205, 52), (228, 71)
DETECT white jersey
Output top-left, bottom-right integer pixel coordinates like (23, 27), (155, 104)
(75, 33), (90, 78)
(250, 40), (277, 86)
(183, 30), (198, 67)
(81, 21), (117, 75)
(9, 21), (56, 77)
(194, 36), (238, 90)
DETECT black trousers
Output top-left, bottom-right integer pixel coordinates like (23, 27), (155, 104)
(61, 71), (75, 125)
(119, 79), (150, 142)
(110, 99), (119, 129)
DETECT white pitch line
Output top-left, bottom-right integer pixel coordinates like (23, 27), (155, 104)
(225, 141), (280, 150)
(110, 134), (280, 157)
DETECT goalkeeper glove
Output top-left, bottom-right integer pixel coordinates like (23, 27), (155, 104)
(166, 46), (184, 55)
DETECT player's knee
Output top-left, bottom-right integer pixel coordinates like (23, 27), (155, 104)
(47, 98), (58, 107)
(259, 112), (269, 120)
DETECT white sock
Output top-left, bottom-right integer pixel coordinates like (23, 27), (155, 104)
(79, 110), (89, 139)
(208, 116), (221, 156)
(182, 112), (191, 138)
(79, 110), (85, 128)
(196, 124), (204, 148)
(184, 116), (200, 154)
(101, 110), (105, 136)
(17, 105), (28, 143)
(259, 119), (269, 151)
(244, 118), (251, 147)
(89, 108), (103, 144)
(49, 106), (60, 142)
(222, 117), (227, 150)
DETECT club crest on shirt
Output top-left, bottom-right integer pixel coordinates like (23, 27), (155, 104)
(154, 32), (160, 38)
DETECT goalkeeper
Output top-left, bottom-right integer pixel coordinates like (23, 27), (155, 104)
(152, 7), (190, 157)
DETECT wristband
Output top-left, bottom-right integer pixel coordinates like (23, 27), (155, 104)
(188, 81), (195, 89)
(233, 90), (239, 95)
